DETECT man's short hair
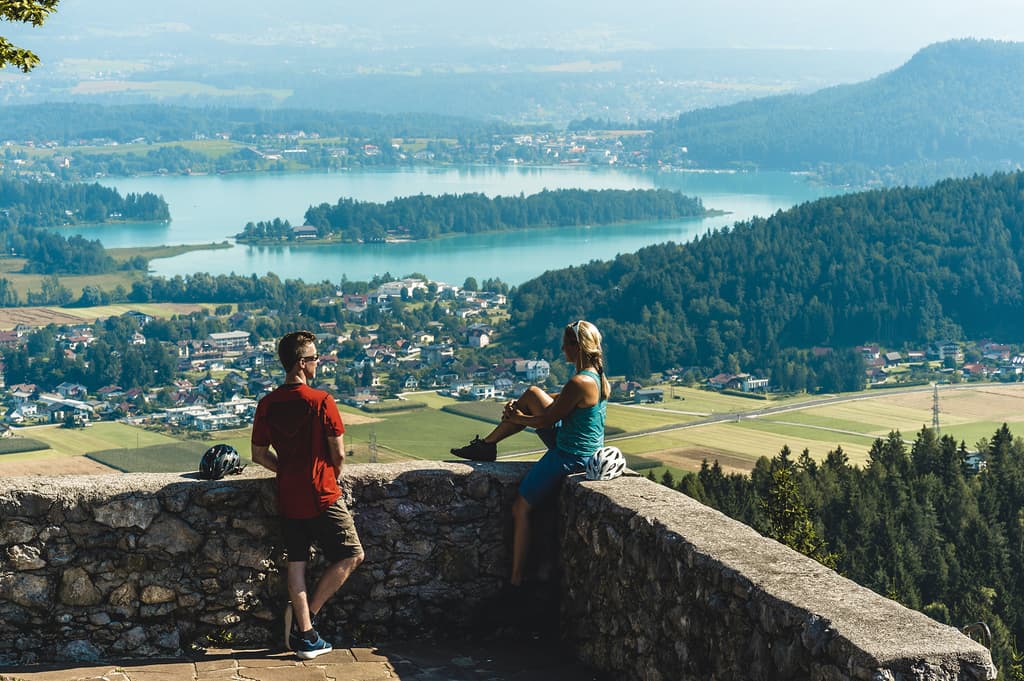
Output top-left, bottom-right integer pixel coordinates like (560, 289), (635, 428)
(278, 330), (316, 371)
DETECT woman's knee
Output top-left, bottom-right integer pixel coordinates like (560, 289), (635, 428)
(519, 386), (550, 413)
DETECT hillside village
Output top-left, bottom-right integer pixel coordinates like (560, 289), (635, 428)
(0, 279), (554, 433)
(2, 128), (673, 181)
(0, 273), (1020, 436)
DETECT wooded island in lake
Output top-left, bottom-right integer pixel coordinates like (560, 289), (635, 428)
(235, 188), (718, 243)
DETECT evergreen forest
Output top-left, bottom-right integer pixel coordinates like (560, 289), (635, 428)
(0, 178), (167, 275)
(250, 188), (710, 242)
(669, 425), (1024, 674)
(0, 104), (524, 145)
(0, 177), (169, 228)
(509, 171), (1024, 384)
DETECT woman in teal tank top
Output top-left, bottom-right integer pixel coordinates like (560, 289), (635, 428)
(451, 319), (611, 587)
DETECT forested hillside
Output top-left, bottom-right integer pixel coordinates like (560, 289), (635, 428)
(509, 171), (1024, 380)
(0, 178), (169, 227)
(0, 178), (167, 275)
(652, 39), (1024, 173)
(0, 104), (521, 144)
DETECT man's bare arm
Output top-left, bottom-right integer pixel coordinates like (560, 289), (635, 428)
(327, 434), (345, 476)
(251, 444), (277, 473)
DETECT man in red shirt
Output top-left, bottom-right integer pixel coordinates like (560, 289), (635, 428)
(252, 330), (363, 659)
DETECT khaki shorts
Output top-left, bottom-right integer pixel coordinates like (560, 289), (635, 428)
(282, 498), (363, 563)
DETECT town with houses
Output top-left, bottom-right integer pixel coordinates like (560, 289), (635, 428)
(2, 127), (689, 180)
(0, 276), (1020, 440)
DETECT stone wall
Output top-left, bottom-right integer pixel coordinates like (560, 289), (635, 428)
(0, 463), (999, 680)
(559, 475), (997, 681)
(0, 462), (539, 664)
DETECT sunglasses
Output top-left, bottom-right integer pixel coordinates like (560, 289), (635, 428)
(299, 354), (320, 362)
(568, 320), (583, 343)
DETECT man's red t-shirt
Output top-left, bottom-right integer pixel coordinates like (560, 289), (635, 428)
(251, 383), (345, 519)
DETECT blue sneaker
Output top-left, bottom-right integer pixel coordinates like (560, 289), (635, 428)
(294, 633), (333, 660)
(285, 603), (323, 651)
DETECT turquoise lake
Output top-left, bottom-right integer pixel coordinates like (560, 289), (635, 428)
(81, 166), (838, 286)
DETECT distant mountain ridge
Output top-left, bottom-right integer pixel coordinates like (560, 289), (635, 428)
(654, 39), (1024, 171)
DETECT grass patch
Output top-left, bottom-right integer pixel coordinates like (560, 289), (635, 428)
(759, 412), (883, 433)
(0, 257), (27, 273)
(606, 403), (699, 432)
(640, 385), (815, 414)
(441, 401), (503, 424)
(623, 453), (664, 471)
(85, 427), (253, 473)
(611, 422), (872, 470)
(360, 400), (426, 413)
(734, 419), (877, 444)
(399, 391), (458, 410)
(720, 389), (768, 400)
(1, 271), (144, 300)
(344, 407), (547, 461)
(18, 422), (182, 457)
(88, 442), (207, 473)
(53, 302), (210, 321)
(928, 421), (1024, 450)
(0, 438), (50, 455)
(108, 242), (231, 263)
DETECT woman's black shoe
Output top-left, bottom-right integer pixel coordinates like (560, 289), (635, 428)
(450, 436), (497, 462)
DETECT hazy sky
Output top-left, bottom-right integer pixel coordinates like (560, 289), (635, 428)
(9, 0), (1024, 53)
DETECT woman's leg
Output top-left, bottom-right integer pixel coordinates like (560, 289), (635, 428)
(509, 448), (574, 585)
(483, 385), (553, 443)
(510, 494), (531, 586)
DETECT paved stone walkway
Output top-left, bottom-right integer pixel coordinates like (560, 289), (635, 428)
(0, 639), (601, 681)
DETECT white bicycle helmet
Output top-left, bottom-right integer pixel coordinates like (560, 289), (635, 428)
(586, 446), (626, 481)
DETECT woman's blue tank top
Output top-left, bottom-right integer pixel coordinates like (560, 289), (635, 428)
(556, 369), (606, 458)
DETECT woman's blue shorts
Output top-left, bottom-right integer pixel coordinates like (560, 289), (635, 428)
(518, 443), (589, 507)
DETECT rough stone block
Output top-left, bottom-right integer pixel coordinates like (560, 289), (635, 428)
(60, 567), (102, 606)
(6, 544), (46, 570)
(140, 584), (176, 604)
(5, 572), (51, 609)
(93, 497), (160, 530)
(140, 515), (202, 555)
(0, 519), (37, 545)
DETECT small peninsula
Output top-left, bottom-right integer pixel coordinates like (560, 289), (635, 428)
(235, 188), (722, 244)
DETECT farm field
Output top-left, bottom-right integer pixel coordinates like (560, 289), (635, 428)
(17, 422), (184, 456)
(0, 302), (208, 330)
(629, 383), (1024, 481)
(7, 382), (1024, 477)
(639, 384), (819, 415)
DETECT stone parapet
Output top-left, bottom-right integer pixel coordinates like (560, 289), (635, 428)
(559, 475), (997, 681)
(0, 463), (530, 664)
(0, 463), (999, 679)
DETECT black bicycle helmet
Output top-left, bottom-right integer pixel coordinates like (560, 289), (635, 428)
(199, 444), (245, 480)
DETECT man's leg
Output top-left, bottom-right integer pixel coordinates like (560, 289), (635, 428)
(308, 552), (364, 616)
(287, 561), (314, 633)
